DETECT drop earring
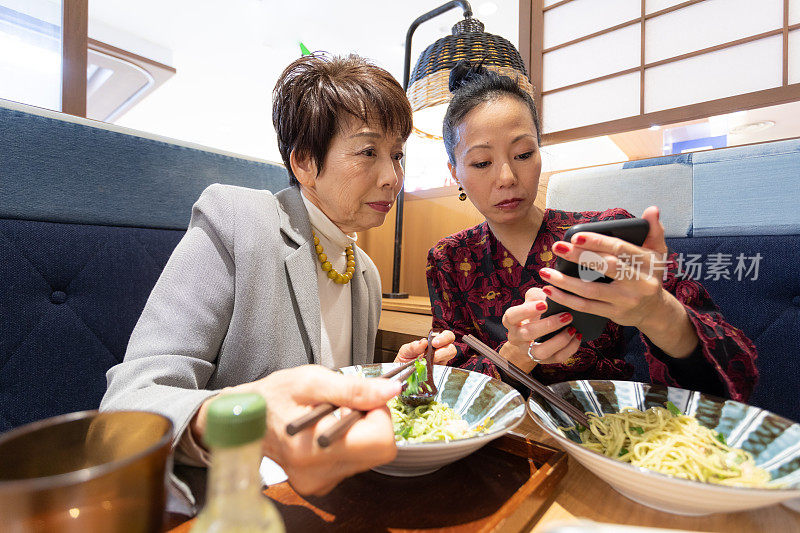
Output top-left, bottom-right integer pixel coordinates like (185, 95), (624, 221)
(458, 186), (467, 201)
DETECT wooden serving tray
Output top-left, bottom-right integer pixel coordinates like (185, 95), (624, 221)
(171, 433), (567, 532)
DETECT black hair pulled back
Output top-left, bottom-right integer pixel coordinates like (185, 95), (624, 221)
(443, 60), (540, 164)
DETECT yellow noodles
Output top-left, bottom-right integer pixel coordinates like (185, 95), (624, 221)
(577, 406), (772, 487)
(389, 398), (478, 443)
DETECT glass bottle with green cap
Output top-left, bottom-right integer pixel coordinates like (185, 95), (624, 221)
(191, 393), (285, 533)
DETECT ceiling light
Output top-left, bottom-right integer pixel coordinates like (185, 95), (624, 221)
(728, 120), (776, 135)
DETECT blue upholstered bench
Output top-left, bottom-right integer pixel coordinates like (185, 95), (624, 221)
(0, 99), (289, 432)
(547, 140), (800, 422)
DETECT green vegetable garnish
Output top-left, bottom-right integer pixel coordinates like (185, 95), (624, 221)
(575, 423), (586, 433)
(402, 358), (428, 395)
(665, 401), (682, 416)
(631, 426), (644, 434)
(619, 447), (629, 456)
(715, 432), (727, 446)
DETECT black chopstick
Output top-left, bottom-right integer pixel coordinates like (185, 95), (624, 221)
(462, 334), (591, 428)
(316, 363), (418, 448)
(285, 359), (418, 437)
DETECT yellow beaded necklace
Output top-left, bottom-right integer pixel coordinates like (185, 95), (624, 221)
(313, 231), (355, 284)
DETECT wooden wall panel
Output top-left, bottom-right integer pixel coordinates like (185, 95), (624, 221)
(400, 188), (486, 296)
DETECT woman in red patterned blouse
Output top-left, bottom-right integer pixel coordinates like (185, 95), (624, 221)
(405, 63), (758, 401)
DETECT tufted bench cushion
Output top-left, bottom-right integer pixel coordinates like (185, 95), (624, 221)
(0, 220), (183, 430)
(545, 155), (693, 238)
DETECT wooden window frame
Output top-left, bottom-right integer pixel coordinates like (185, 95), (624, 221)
(520, 0), (800, 145)
(59, 0), (175, 119)
(61, 0), (87, 116)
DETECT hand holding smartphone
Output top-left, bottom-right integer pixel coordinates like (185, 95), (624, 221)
(536, 217), (650, 344)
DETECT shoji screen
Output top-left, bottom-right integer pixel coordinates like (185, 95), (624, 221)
(526, 0), (798, 144)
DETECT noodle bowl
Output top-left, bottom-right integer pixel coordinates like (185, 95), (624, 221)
(339, 363), (525, 476)
(526, 380), (800, 515)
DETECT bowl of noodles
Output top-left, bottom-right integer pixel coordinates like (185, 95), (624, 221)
(339, 363), (525, 477)
(525, 380), (800, 515)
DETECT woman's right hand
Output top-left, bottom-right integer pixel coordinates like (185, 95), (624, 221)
(190, 365), (400, 496)
(500, 287), (581, 372)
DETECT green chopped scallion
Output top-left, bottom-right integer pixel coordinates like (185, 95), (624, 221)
(402, 359), (428, 396)
(715, 432), (727, 446)
(665, 401), (682, 416)
(619, 447), (629, 456)
(631, 426), (644, 434)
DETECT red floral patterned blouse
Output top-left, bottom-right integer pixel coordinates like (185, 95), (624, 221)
(426, 208), (759, 402)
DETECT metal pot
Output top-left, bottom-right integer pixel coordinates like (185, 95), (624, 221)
(0, 410), (173, 533)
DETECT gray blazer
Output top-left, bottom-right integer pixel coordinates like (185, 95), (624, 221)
(100, 185), (382, 444)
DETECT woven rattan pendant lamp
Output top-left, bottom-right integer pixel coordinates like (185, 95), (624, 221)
(384, 0), (532, 298)
(407, 15), (533, 140)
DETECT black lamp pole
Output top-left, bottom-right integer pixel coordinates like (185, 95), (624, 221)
(384, 0), (473, 299)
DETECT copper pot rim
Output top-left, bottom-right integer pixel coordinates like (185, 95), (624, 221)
(0, 410), (173, 492)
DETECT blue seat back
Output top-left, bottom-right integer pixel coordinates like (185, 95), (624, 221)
(0, 100), (290, 431)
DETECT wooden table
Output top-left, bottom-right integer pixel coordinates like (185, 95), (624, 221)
(168, 304), (800, 532)
(167, 414), (800, 532)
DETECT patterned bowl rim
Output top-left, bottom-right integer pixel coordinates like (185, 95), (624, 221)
(341, 363), (526, 450)
(525, 379), (800, 496)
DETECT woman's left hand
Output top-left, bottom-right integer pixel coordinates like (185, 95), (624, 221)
(394, 330), (457, 365)
(539, 206), (673, 333)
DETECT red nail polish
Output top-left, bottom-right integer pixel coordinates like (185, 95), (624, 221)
(560, 313), (572, 323)
(567, 326), (576, 335)
(539, 269), (551, 279)
(575, 235), (586, 245)
(542, 287), (552, 296)
(554, 242), (570, 254)
(535, 301), (547, 311)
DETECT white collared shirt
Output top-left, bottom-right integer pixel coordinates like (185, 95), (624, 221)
(301, 192), (355, 370)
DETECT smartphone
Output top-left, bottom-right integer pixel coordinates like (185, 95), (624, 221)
(536, 217), (650, 344)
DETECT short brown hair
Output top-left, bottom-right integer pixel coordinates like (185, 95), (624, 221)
(272, 53), (412, 186)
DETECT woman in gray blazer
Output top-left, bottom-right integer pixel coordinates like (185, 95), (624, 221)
(100, 54), (456, 497)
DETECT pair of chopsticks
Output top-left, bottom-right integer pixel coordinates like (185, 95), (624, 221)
(462, 334), (590, 428)
(285, 357), (420, 448)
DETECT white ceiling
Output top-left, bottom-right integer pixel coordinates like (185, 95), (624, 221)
(87, 0), (520, 169)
